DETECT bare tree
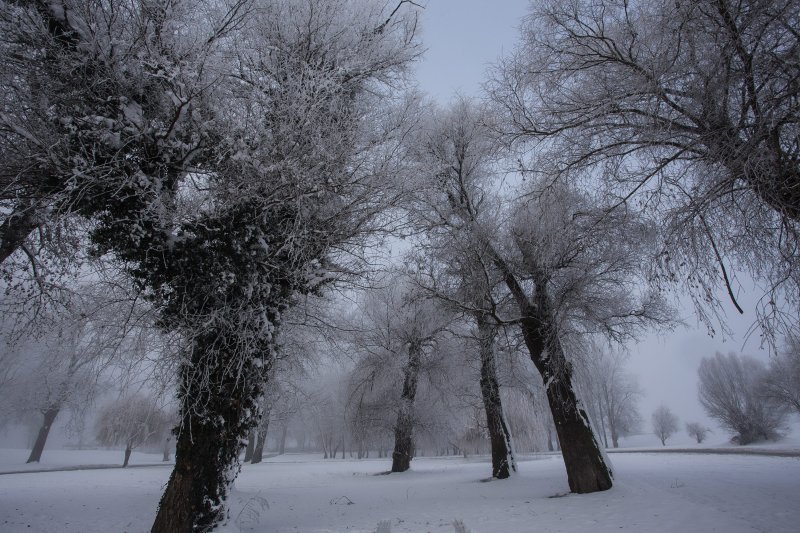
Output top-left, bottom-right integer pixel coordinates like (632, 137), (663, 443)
(576, 349), (643, 448)
(96, 395), (171, 467)
(405, 122), (519, 479)
(349, 275), (452, 472)
(1, 2), (421, 529)
(686, 422), (712, 444)
(489, 0), (800, 343)
(652, 405), (679, 446)
(764, 336), (800, 414)
(698, 352), (788, 444)
(406, 98), (671, 492)
(0, 282), (151, 463)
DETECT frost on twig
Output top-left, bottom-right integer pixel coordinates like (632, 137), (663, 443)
(329, 496), (355, 505)
(233, 494), (269, 530)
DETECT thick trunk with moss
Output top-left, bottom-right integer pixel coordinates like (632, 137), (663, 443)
(151, 337), (266, 533)
(476, 315), (515, 479)
(391, 342), (422, 473)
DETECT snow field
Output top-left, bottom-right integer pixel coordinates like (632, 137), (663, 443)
(0, 452), (798, 532)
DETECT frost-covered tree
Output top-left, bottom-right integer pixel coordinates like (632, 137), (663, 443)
(347, 274), (452, 472)
(685, 422), (711, 444)
(0, 282), (150, 463)
(0, 0), (241, 266)
(145, 2), (421, 529)
(1, 1), (421, 530)
(698, 352), (788, 444)
(96, 394), (171, 467)
(764, 336), (800, 414)
(405, 102), (518, 478)
(576, 349), (643, 448)
(406, 99), (671, 492)
(652, 405), (679, 446)
(489, 0), (800, 343)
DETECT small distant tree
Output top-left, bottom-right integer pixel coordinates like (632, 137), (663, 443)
(685, 422), (711, 444)
(698, 352), (788, 444)
(652, 406), (679, 446)
(96, 395), (170, 467)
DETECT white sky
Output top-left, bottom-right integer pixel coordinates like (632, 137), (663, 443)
(412, 0), (779, 436)
(413, 0), (526, 102)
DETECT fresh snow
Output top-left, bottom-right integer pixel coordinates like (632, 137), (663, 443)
(1, 450), (798, 532)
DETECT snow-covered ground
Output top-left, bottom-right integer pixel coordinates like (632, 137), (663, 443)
(0, 448), (171, 473)
(1, 450), (798, 532)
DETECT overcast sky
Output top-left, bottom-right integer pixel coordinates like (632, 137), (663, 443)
(412, 0), (776, 435)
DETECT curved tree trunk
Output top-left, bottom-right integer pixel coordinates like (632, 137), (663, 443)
(151, 337), (266, 533)
(391, 342), (422, 473)
(26, 406), (60, 463)
(501, 267), (613, 493)
(476, 315), (516, 479)
(540, 354), (612, 492)
(123, 444), (133, 467)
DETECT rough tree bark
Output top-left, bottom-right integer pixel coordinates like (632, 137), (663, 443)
(486, 248), (612, 492)
(391, 341), (422, 473)
(150, 335), (267, 533)
(513, 271), (612, 493)
(476, 314), (516, 479)
(26, 406), (60, 463)
(464, 244), (613, 492)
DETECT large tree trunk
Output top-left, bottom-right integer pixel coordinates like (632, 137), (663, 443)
(476, 315), (516, 479)
(502, 268), (613, 493)
(151, 338), (266, 533)
(540, 358), (612, 492)
(391, 342), (422, 473)
(26, 406), (60, 463)
(123, 444), (132, 467)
